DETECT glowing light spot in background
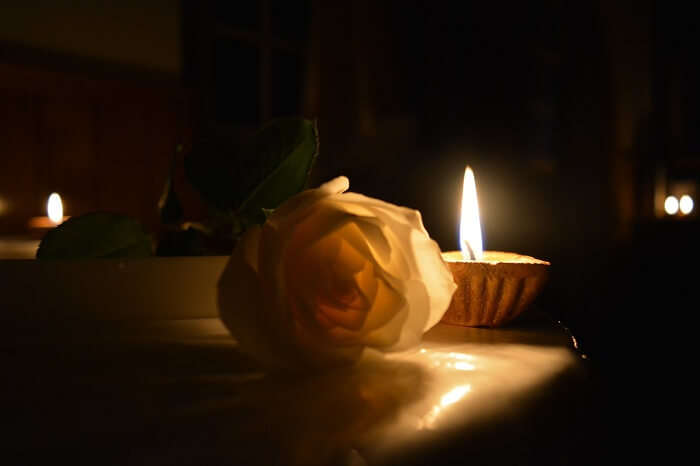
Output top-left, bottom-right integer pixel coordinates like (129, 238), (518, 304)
(47, 193), (63, 224)
(679, 195), (694, 215)
(664, 195), (679, 215)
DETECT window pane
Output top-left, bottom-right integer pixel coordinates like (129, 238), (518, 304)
(270, 51), (302, 118)
(213, 39), (259, 125)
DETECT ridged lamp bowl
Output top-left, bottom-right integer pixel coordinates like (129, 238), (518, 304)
(441, 251), (550, 327)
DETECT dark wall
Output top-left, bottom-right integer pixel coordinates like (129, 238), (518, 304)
(0, 1), (186, 236)
(317, 1), (614, 252)
(0, 62), (186, 237)
(0, 0), (181, 73)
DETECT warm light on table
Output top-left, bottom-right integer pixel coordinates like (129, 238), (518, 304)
(441, 166), (550, 327)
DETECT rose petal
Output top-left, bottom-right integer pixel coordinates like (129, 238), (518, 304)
(353, 259), (378, 307)
(219, 225), (364, 370)
(321, 197), (414, 280)
(218, 176), (457, 371)
(218, 226), (285, 367)
(267, 176), (349, 232)
(316, 299), (368, 330)
(335, 219), (408, 283)
(334, 194), (456, 332)
(261, 205), (348, 337)
(358, 274), (406, 334)
(333, 237), (372, 278)
(323, 273), (406, 346)
(318, 176), (350, 195)
(376, 279), (430, 350)
(408, 229), (457, 330)
(360, 301), (410, 348)
(334, 192), (427, 235)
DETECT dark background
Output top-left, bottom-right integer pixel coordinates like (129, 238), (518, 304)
(1, 0), (699, 462)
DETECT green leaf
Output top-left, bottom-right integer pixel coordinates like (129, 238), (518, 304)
(236, 118), (318, 223)
(37, 212), (153, 260)
(185, 118), (318, 223)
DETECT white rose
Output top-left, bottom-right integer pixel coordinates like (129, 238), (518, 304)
(218, 176), (456, 370)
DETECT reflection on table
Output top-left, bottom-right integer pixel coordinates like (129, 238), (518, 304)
(3, 317), (593, 465)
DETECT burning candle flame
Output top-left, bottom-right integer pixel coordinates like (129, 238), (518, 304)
(680, 195), (694, 215)
(47, 193), (63, 224)
(664, 195), (679, 215)
(460, 166), (483, 260)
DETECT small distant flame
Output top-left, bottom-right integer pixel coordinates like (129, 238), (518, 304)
(664, 195), (679, 215)
(680, 195), (694, 215)
(47, 193), (63, 224)
(459, 167), (483, 260)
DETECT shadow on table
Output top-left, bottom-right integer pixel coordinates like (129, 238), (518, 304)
(3, 329), (602, 466)
(3, 339), (427, 466)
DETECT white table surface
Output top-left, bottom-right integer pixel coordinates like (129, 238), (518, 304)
(2, 315), (593, 465)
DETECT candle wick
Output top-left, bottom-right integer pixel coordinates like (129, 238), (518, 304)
(462, 240), (477, 261)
